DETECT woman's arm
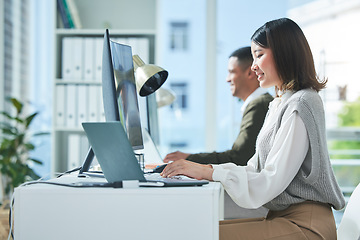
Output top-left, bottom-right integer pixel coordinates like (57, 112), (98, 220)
(161, 160), (214, 180)
(213, 111), (309, 209)
(162, 111), (309, 210)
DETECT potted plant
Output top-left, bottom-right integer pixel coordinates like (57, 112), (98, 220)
(0, 97), (47, 203)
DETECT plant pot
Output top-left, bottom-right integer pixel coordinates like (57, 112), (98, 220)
(0, 200), (10, 239)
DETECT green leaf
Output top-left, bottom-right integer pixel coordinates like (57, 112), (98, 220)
(0, 96), (45, 193)
(0, 111), (14, 120)
(29, 158), (43, 165)
(1, 127), (18, 136)
(27, 169), (40, 180)
(10, 98), (23, 114)
(0, 122), (13, 129)
(338, 99), (360, 127)
(17, 132), (25, 139)
(32, 132), (50, 137)
(14, 117), (24, 124)
(25, 112), (38, 127)
(24, 143), (35, 150)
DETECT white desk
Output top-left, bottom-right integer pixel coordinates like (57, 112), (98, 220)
(13, 175), (224, 240)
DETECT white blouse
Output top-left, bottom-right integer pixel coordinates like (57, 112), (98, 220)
(212, 92), (310, 209)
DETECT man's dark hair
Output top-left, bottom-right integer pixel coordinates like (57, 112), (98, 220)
(229, 47), (253, 70)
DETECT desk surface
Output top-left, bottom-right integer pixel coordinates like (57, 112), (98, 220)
(14, 175), (224, 240)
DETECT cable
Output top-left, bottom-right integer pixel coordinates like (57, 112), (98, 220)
(56, 166), (82, 178)
(7, 181), (123, 239)
(8, 171), (124, 239)
(20, 180), (124, 188)
(7, 174), (52, 240)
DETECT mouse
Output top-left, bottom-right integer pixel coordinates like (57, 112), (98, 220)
(151, 164), (167, 173)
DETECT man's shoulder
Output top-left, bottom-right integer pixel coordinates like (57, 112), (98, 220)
(243, 93), (273, 115)
(251, 92), (274, 105)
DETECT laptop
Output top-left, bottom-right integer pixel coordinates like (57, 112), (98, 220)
(81, 121), (209, 187)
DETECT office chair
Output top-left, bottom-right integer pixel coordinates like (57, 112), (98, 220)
(337, 183), (360, 240)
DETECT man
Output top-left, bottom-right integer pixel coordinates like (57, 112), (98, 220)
(163, 47), (273, 166)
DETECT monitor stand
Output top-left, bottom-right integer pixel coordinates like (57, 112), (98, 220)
(79, 147), (96, 175)
(78, 147), (145, 176)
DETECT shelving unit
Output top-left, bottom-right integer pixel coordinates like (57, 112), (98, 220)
(52, 0), (157, 175)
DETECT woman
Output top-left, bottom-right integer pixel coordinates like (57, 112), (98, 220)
(161, 18), (345, 239)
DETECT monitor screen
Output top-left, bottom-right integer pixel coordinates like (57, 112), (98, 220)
(80, 29), (144, 173)
(108, 36), (143, 150)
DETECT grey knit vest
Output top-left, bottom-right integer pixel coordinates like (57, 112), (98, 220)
(256, 88), (345, 211)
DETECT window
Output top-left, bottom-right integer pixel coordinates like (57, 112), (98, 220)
(170, 142), (187, 148)
(3, 0), (30, 113)
(170, 82), (188, 109)
(170, 22), (188, 51)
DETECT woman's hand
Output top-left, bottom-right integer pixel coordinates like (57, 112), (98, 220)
(161, 159), (214, 181)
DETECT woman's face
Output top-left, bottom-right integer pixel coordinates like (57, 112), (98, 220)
(251, 42), (282, 89)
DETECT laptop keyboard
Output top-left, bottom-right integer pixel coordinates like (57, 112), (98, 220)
(145, 173), (191, 181)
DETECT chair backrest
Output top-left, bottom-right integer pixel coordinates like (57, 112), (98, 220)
(337, 183), (360, 240)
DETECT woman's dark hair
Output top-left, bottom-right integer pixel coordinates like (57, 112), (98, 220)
(251, 18), (326, 92)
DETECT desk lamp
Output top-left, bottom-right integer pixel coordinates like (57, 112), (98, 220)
(133, 55), (168, 96)
(156, 88), (176, 108)
(132, 54), (169, 168)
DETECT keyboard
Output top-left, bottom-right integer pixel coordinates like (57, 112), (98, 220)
(144, 173), (209, 186)
(145, 173), (189, 181)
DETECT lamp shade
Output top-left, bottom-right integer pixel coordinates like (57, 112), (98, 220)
(156, 88), (176, 108)
(133, 55), (168, 97)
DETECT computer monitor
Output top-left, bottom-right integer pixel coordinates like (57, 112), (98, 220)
(79, 29), (143, 174)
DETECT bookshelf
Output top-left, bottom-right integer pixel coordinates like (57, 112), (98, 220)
(52, 0), (157, 175)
